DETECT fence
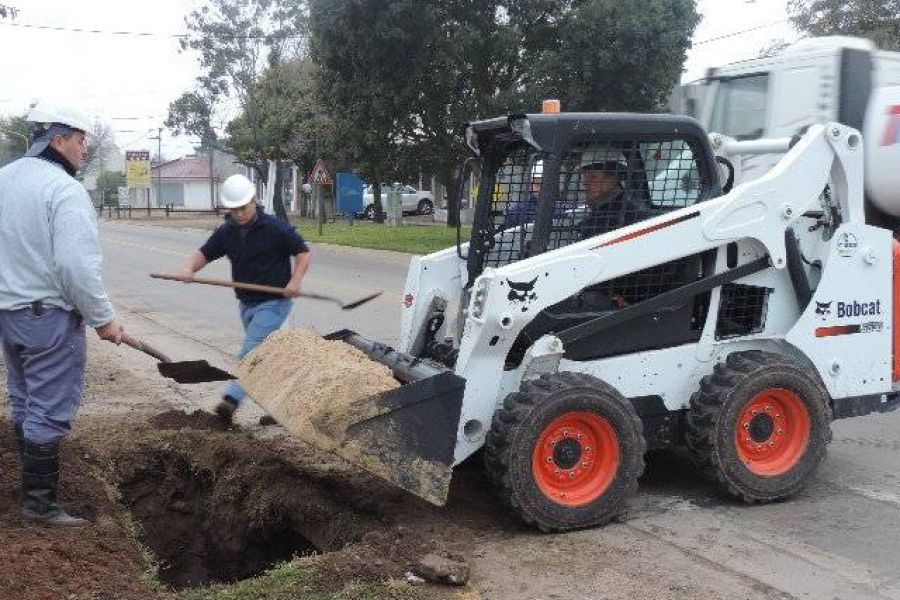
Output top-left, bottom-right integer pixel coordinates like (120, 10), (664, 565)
(97, 204), (223, 220)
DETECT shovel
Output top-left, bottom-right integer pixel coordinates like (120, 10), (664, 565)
(149, 273), (382, 310)
(122, 334), (235, 384)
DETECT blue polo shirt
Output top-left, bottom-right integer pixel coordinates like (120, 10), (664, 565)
(200, 209), (309, 304)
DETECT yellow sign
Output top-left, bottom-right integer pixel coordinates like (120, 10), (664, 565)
(126, 150), (151, 188)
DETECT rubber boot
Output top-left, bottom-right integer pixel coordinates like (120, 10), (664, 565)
(214, 395), (239, 424)
(21, 440), (88, 527)
(13, 423), (24, 461)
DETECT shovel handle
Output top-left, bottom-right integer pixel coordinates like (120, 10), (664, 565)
(151, 273), (289, 296)
(122, 333), (172, 363)
(150, 273), (376, 309)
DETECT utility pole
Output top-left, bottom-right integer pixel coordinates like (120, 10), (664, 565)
(149, 127), (163, 215)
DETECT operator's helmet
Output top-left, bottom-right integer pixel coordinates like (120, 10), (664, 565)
(24, 99), (94, 157)
(220, 174), (257, 208)
(579, 148), (627, 173)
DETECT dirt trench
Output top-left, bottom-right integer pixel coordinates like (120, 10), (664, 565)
(81, 409), (468, 591)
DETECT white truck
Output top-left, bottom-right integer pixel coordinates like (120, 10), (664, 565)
(674, 35), (900, 224)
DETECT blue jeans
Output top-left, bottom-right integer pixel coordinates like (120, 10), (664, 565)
(224, 298), (292, 404)
(0, 308), (87, 445)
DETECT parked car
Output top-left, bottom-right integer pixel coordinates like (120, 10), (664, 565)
(360, 184), (434, 219)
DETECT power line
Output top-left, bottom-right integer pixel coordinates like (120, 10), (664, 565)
(0, 20), (304, 40)
(694, 19), (790, 45)
(0, 20), (185, 37)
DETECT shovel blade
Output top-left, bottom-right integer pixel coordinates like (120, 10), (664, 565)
(157, 361), (236, 384)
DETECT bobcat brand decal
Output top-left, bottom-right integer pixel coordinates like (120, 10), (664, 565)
(815, 301), (832, 320)
(813, 298), (884, 337)
(507, 277), (538, 312)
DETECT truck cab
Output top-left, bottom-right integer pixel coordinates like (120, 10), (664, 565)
(676, 36), (900, 222)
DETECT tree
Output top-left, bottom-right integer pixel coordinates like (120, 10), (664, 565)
(529, 0), (700, 112)
(311, 0), (700, 224)
(0, 4), (18, 19)
(82, 121), (119, 176)
(0, 114), (28, 168)
(95, 170), (126, 205)
(167, 0), (309, 220)
(789, 0), (900, 51)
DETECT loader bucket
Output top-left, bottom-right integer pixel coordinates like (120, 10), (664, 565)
(321, 371), (465, 505)
(235, 329), (466, 506)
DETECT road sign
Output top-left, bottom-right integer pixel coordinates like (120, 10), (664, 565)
(126, 150), (151, 188)
(310, 159), (332, 185)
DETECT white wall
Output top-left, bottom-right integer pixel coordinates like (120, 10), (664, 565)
(184, 180), (213, 209)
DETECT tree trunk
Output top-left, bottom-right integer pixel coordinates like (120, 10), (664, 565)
(272, 163), (288, 222)
(373, 180), (386, 224)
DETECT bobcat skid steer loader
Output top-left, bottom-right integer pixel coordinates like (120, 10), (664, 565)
(319, 111), (900, 532)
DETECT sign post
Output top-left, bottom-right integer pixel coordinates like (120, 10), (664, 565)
(310, 159), (332, 236)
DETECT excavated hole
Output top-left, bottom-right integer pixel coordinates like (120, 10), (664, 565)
(95, 413), (382, 590)
(118, 452), (320, 588)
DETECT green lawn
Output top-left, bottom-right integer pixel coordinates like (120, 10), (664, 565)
(293, 219), (470, 255)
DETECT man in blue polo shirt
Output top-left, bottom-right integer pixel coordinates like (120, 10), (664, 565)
(179, 174), (310, 422)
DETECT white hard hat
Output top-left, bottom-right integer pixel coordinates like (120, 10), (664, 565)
(26, 100), (93, 134)
(220, 174), (256, 208)
(580, 148), (626, 171)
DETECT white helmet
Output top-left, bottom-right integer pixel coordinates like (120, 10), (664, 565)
(26, 100), (93, 134)
(579, 148), (626, 171)
(220, 174), (256, 208)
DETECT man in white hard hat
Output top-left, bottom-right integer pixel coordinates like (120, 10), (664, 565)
(179, 173), (310, 423)
(0, 100), (125, 526)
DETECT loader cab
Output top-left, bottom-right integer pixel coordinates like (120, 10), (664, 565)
(464, 112), (722, 364)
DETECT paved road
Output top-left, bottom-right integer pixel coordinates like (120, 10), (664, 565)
(101, 220), (409, 353)
(101, 220), (900, 599)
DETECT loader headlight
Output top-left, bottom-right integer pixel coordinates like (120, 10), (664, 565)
(470, 278), (489, 320)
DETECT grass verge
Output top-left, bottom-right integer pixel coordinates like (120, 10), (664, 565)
(293, 219), (470, 255)
(176, 560), (462, 600)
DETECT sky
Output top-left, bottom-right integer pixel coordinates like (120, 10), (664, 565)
(0, 0), (799, 160)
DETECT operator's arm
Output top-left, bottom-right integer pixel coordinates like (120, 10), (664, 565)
(50, 185), (123, 341)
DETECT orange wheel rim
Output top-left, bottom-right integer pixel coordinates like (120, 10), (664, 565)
(532, 411), (620, 507)
(734, 388), (810, 476)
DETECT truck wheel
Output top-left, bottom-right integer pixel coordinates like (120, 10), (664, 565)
(686, 350), (832, 502)
(363, 205), (375, 220)
(417, 199), (433, 215)
(484, 372), (645, 532)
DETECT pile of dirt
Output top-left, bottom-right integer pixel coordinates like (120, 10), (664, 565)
(147, 408), (232, 431)
(0, 421), (157, 600)
(236, 329), (399, 451)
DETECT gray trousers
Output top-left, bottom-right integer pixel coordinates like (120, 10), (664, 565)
(0, 307), (86, 444)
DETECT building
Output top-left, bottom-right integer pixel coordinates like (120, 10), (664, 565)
(144, 151), (245, 209)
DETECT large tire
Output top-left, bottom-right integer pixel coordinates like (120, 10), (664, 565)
(363, 204), (376, 220)
(686, 350), (832, 502)
(484, 373), (645, 532)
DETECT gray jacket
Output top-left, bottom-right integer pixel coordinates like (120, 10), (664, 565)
(0, 157), (114, 327)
